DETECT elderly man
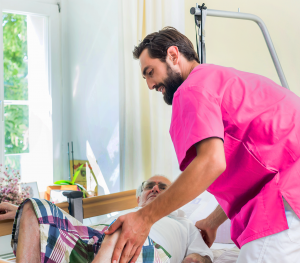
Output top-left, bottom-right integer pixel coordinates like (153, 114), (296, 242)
(0, 175), (213, 263)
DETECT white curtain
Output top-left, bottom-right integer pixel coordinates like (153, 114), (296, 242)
(119, 0), (185, 191)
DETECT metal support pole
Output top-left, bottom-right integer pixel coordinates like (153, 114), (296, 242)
(194, 3), (207, 64)
(63, 191), (83, 222)
(190, 7), (289, 89)
(200, 4), (206, 64)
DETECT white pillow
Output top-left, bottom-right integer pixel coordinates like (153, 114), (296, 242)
(180, 191), (234, 244)
(215, 219), (233, 244)
(85, 192), (234, 244)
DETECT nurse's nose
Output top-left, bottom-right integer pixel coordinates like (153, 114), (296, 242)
(146, 78), (156, 90)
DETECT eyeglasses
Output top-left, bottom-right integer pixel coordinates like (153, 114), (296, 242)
(141, 181), (169, 191)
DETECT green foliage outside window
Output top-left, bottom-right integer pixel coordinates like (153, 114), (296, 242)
(4, 105), (29, 154)
(3, 13), (28, 100)
(3, 13), (29, 155)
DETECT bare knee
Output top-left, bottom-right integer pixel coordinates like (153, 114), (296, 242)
(20, 202), (37, 225)
(22, 201), (34, 213)
(21, 202), (35, 217)
(16, 202), (40, 263)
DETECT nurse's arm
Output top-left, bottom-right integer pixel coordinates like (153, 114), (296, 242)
(195, 205), (228, 247)
(107, 137), (226, 263)
(142, 137), (226, 221)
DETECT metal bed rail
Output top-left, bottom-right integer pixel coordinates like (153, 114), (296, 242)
(191, 5), (289, 89)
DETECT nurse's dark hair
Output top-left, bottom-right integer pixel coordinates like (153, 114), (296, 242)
(133, 27), (200, 63)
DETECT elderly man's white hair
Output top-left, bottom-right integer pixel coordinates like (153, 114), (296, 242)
(136, 175), (171, 198)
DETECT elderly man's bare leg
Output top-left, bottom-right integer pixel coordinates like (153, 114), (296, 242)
(16, 202), (40, 263)
(92, 229), (121, 263)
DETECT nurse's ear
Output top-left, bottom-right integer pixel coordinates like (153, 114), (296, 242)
(166, 46), (179, 65)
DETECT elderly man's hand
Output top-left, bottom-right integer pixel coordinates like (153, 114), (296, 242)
(0, 202), (18, 220)
(195, 218), (217, 248)
(104, 210), (153, 263)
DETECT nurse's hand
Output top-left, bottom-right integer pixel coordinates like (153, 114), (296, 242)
(104, 210), (153, 263)
(195, 218), (217, 248)
(0, 202), (18, 220)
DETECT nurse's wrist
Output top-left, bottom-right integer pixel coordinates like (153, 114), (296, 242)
(207, 204), (228, 230)
(138, 206), (156, 225)
(206, 218), (219, 231)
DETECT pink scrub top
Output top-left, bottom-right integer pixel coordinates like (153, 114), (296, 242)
(170, 64), (300, 248)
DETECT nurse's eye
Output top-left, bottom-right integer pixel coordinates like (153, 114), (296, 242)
(148, 69), (153, 77)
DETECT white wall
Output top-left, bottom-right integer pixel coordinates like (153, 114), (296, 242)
(61, 0), (120, 193)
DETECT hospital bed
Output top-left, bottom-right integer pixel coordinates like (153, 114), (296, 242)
(1, 3), (288, 262)
(191, 3), (289, 90)
(0, 189), (137, 237)
(0, 189), (239, 262)
(0, 190), (136, 261)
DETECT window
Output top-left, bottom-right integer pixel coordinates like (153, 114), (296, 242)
(0, 0), (61, 192)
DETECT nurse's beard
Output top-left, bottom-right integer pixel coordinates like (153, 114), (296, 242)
(159, 64), (184, 105)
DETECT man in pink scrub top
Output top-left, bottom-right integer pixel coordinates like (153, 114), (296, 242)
(106, 27), (300, 263)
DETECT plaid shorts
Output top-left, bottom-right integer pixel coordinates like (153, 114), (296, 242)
(11, 198), (171, 263)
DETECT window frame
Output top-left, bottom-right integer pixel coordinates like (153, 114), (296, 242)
(0, 0), (62, 181)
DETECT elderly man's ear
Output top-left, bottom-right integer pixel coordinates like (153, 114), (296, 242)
(137, 196), (140, 204)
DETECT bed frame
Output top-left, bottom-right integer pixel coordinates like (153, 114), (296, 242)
(191, 3), (289, 90)
(0, 189), (137, 237)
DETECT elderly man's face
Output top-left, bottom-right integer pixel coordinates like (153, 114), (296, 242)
(137, 176), (171, 207)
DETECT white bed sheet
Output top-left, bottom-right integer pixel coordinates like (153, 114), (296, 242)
(211, 243), (236, 250)
(212, 246), (240, 263)
(85, 211), (239, 263)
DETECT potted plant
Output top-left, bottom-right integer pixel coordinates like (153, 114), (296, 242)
(54, 164), (88, 198)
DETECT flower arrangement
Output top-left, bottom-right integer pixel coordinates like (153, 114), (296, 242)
(0, 164), (31, 205)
